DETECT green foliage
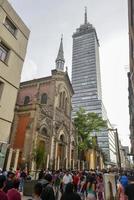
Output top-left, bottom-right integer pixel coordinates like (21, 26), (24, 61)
(33, 145), (46, 170)
(74, 107), (107, 152)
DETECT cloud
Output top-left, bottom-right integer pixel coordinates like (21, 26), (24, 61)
(21, 59), (38, 82)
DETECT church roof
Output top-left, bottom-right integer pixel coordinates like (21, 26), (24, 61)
(55, 36), (65, 63)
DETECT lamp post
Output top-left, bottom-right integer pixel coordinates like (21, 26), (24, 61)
(108, 128), (121, 170)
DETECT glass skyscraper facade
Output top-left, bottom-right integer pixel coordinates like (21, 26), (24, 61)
(72, 19), (102, 117)
(72, 12), (117, 165)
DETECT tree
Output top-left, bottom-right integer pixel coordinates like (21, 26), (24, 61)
(33, 143), (46, 178)
(74, 107), (107, 154)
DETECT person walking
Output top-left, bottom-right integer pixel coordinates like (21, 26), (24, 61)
(7, 179), (21, 200)
(73, 172), (80, 192)
(96, 175), (104, 200)
(119, 173), (128, 190)
(86, 174), (96, 200)
(0, 175), (8, 200)
(117, 180), (128, 200)
(39, 173), (55, 200)
(60, 182), (81, 200)
(33, 182), (43, 200)
(125, 177), (134, 200)
(62, 171), (72, 192)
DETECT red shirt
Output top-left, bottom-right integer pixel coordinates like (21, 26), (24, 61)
(7, 188), (21, 200)
(0, 190), (8, 200)
(73, 175), (80, 185)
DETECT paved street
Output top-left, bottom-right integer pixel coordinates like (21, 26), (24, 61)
(22, 191), (62, 200)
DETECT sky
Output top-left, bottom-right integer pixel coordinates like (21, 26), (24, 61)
(9, 0), (130, 146)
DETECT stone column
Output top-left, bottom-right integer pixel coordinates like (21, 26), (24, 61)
(50, 136), (54, 169)
(65, 146), (68, 169)
(90, 150), (94, 169)
(54, 142), (58, 170)
(13, 149), (20, 171)
(73, 159), (75, 169)
(57, 156), (60, 170)
(82, 161), (85, 170)
(6, 148), (13, 171)
(78, 160), (80, 170)
(69, 144), (72, 169)
(46, 154), (49, 169)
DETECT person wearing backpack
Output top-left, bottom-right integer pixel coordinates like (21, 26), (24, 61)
(119, 173), (128, 190)
(39, 174), (55, 200)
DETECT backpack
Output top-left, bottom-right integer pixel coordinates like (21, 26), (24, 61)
(120, 175), (128, 189)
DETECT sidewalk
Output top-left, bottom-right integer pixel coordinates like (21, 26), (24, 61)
(22, 195), (32, 200)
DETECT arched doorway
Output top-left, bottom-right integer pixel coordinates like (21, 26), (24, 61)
(57, 134), (66, 169)
(71, 141), (75, 169)
(35, 140), (46, 169)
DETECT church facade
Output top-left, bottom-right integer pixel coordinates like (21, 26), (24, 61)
(6, 38), (77, 171)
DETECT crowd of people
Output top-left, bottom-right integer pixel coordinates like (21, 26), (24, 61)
(0, 168), (134, 200)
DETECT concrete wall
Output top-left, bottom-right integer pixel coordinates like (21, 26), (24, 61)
(0, 0), (30, 168)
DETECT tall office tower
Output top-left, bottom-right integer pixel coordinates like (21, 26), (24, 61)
(72, 9), (117, 166)
(72, 8), (102, 118)
(0, 0), (30, 169)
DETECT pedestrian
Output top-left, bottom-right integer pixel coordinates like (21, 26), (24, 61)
(33, 182), (42, 200)
(7, 179), (21, 200)
(125, 177), (134, 200)
(96, 174), (104, 200)
(16, 169), (21, 180)
(78, 174), (86, 199)
(60, 182), (81, 200)
(62, 171), (73, 192)
(39, 173), (55, 200)
(119, 173), (128, 190)
(3, 172), (15, 193)
(117, 179), (128, 200)
(86, 174), (96, 200)
(19, 169), (27, 192)
(73, 172), (80, 192)
(53, 171), (61, 200)
(0, 175), (8, 200)
(38, 169), (44, 180)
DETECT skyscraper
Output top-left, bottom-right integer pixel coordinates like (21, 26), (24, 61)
(72, 9), (117, 166)
(72, 8), (102, 117)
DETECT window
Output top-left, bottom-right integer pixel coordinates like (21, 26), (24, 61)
(65, 98), (67, 114)
(59, 92), (62, 108)
(4, 17), (17, 36)
(41, 93), (47, 104)
(62, 91), (65, 108)
(0, 43), (9, 62)
(60, 135), (64, 142)
(41, 127), (48, 137)
(0, 81), (4, 100)
(24, 96), (30, 105)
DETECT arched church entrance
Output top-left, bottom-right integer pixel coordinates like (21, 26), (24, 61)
(56, 134), (66, 169)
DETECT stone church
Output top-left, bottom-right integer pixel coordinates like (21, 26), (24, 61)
(6, 38), (77, 171)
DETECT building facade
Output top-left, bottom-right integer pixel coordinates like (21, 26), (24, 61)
(72, 9), (102, 117)
(119, 142), (130, 169)
(71, 9), (117, 166)
(128, 0), (134, 155)
(0, 0), (30, 169)
(7, 39), (77, 171)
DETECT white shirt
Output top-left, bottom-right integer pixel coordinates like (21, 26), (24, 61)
(63, 174), (72, 184)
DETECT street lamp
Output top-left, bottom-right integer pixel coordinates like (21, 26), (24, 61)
(108, 128), (121, 170)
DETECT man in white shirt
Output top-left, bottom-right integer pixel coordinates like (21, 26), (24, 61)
(62, 171), (73, 192)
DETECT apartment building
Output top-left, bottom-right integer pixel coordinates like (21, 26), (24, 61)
(0, 0), (30, 169)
